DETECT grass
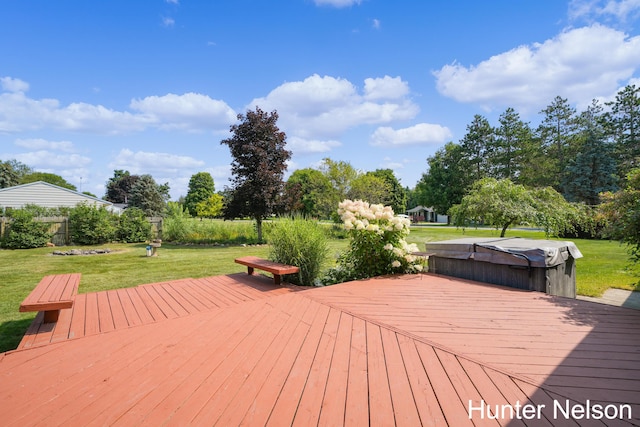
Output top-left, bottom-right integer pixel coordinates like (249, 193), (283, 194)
(0, 224), (636, 353)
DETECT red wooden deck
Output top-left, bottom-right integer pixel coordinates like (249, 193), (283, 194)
(1, 272), (639, 426)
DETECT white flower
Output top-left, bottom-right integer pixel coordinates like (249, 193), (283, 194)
(391, 260), (401, 268)
(355, 220), (365, 230)
(413, 264), (424, 272)
(344, 221), (354, 230)
(366, 223), (379, 232)
(383, 243), (393, 251)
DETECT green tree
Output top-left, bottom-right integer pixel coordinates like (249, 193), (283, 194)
(128, 174), (170, 217)
(20, 172), (77, 190)
(368, 169), (407, 214)
(221, 107), (291, 242)
(601, 168), (640, 262)
(283, 168), (334, 218)
(537, 96), (578, 186)
(0, 161), (20, 189)
(319, 158), (359, 203)
(348, 174), (391, 205)
(450, 178), (579, 237)
(196, 193), (224, 218)
(605, 84), (640, 179)
(416, 142), (469, 216)
(562, 130), (618, 205)
(460, 114), (493, 183)
(105, 170), (139, 204)
(489, 107), (534, 181)
(184, 172), (215, 217)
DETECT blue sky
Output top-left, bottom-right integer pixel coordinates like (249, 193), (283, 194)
(2, 0), (640, 200)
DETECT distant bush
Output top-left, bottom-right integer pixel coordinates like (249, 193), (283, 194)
(163, 202), (257, 244)
(162, 203), (192, 242)
(117, 207), (152, 243)
(266, 216), (328, 286)
(69, 204), (117, 245)
(1, 210), (53, 249)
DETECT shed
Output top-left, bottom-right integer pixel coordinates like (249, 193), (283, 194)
(0, 181), (121, 213)
(425, 237), (583, 297)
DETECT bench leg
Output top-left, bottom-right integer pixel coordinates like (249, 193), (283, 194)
(247, 266), (255, 276)
(273, 274), (282, 286)
(43, 310), (60, 323)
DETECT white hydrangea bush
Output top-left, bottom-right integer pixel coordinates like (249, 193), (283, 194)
(328, 199), (424, 281)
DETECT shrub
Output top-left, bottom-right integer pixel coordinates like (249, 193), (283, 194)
(267, 216), (328, 286)
(322, 199), (423, 284)
(1, 209), (53, 249)
(117, 208), (152, 243)
(162, 207), (192, 242)
(69, 204), (117, 245)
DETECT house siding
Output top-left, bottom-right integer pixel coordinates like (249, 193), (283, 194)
(0, 182), (113, 210)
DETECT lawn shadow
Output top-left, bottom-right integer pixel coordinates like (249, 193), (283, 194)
(0, 317), (34, 353)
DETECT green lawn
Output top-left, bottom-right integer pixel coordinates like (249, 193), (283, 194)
(0, 226), (636, 353)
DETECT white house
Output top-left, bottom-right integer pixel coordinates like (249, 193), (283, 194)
(0, 181), (121, 213)
(406, 205), (448, 223)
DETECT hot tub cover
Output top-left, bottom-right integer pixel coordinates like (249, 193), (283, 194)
(424, 237), (583, 268)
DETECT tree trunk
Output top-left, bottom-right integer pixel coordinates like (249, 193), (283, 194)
(255, 217), (263, 243)
(500, 221), (512, 238)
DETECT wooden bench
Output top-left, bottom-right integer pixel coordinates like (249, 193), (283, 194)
(19, 273), (81, 323)
(235, 256), (299, 285)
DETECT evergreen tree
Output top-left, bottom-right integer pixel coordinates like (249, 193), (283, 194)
(128, 174), (170, 217)
(537, 96), (578, 186)
(489, 107), (533, 182)
(459, 114), (493, 183)
(605, 84), (640, 179)
(184, 172), (215, 217)
(221, 107), (291, 242)
(105, 170), (139, 204)
(563, 131), (618, 205)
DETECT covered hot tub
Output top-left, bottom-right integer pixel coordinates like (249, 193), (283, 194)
(425, 237), (583, 298)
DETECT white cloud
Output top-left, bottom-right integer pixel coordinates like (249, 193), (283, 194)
(364, 76), (409, 100)
(1, 76), (29, 93)
(372, 19), (381, 30)
(14, 138), (75, 152)
(370, 123), (453, 147)
(249, 74), (419, 141)
(434, 24), (640, 112)
(314, 0), (361, 7)
(0, 79), (235, 134)
(0, 89), (153, 133)
(110, 149), (205, 175)
(130, 92), (237, 131)
(288, 136), (342, 154)
(380, 157), (405, 170)
(14, 150), (91, 169)
(162, 17), (175, 27)
(570, 0), (640, 22)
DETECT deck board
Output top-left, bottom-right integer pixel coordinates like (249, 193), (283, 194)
(3, 272), (640, 426)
